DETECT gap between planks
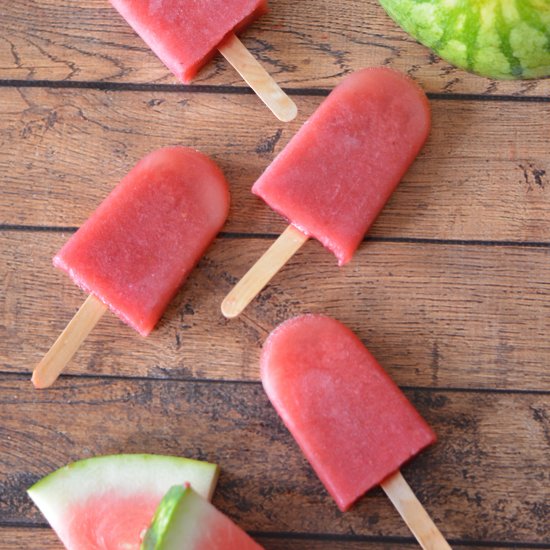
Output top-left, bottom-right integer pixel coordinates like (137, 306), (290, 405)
(0, 371), (549, 396)
(1, 79), (550, 103)
(2, 226), (550, 250)
(1, 525), (549, 549)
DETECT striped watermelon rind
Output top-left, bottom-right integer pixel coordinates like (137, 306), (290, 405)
(141, 485), (191, 549)
(141, 485), (263, 550)
(379, 0), (550, 79)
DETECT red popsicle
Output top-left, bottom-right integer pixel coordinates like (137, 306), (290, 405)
(110, 0), (296, 121)
(261, 315), (450, 549)
(32, 147), (230, 388)
(222, 68), (430, 318)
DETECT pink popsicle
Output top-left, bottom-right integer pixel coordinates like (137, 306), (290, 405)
(221, 68), (430, 318)
(54, 147), (229, 336)
(110, 0), (267, 83)
(109, 0), (297, 121)
(253, 67), (431, 266)
(260, 314), (436, 512)
(33, 147), (229, 389)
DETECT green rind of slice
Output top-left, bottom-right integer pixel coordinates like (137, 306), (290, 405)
(379, 0), (550, 79)
(28, 454), (219, 503)
(141, 485), (189, 550)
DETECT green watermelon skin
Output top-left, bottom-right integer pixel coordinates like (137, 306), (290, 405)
(379, 0), (550, 79)
(141, 485), (264, 550)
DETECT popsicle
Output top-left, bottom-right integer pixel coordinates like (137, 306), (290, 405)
(261, 315), (450, 550)
(109, 0), (297, 122)
(32, 147), (230, 389)
(221, 67), (431, 318)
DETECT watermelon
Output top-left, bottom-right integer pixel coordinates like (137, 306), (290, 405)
(379, 0), (550, 79)
(27, 454), (219, 550)
(141, 485), (263, 550)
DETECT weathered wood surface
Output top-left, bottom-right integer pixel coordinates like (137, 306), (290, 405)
(0, 532), (538, 550)
(2, 0), (550, 97)
(2, 1), (549, 548)
(0, 377), (548, 545)
(1, 533), (542, 550)
(0, 529), (429, 550)
(0, 530), (445, 550)
(3, 231), (550, 391)
(1, 87), (549, 240)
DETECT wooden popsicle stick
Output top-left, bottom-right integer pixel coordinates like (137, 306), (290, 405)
(381, 470), (452, 550)
(221, 225), (308, 318)
(31, 295), (107, 389)
(218, 33), (297, 122)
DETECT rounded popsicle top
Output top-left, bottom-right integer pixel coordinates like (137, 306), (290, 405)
(252, 67), (431, 265)
(54, 146), (230, 336)
(261, 314), (436, 512)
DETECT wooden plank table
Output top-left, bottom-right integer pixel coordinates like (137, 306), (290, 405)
(1, 1), (549, 548)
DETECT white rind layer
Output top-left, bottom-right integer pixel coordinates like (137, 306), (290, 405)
(27, 454), (219, 545)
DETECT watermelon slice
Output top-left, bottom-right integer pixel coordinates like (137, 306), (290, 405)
(28, 454), (219, 550)
(379, 0), (550, 79)
(141, 485), (263, 550)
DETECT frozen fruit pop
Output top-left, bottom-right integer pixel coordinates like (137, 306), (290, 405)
(110, 0), (297, 121)
(32, 147), (229, 389)
(221, 68), (430, 318)
(261, 315), (450, 550)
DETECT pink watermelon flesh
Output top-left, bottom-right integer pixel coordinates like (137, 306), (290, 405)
(189, 506), (262, 549)
(63, 492), (158, 549)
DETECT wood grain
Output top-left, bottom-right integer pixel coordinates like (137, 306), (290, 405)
(0, 377), (547, 544)
(0, 530), (63, 550)
(0, 529), (533, 550)
(2, 2), (549, 549)
(1, 87), (549, 240)
(1, 0), (550, 96)
(2, 231), (550, 391)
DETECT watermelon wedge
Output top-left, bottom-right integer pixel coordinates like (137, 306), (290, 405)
(28, 454), (219, 550)
(141, 485), (263, 550)
(379, 0), (550, 79)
